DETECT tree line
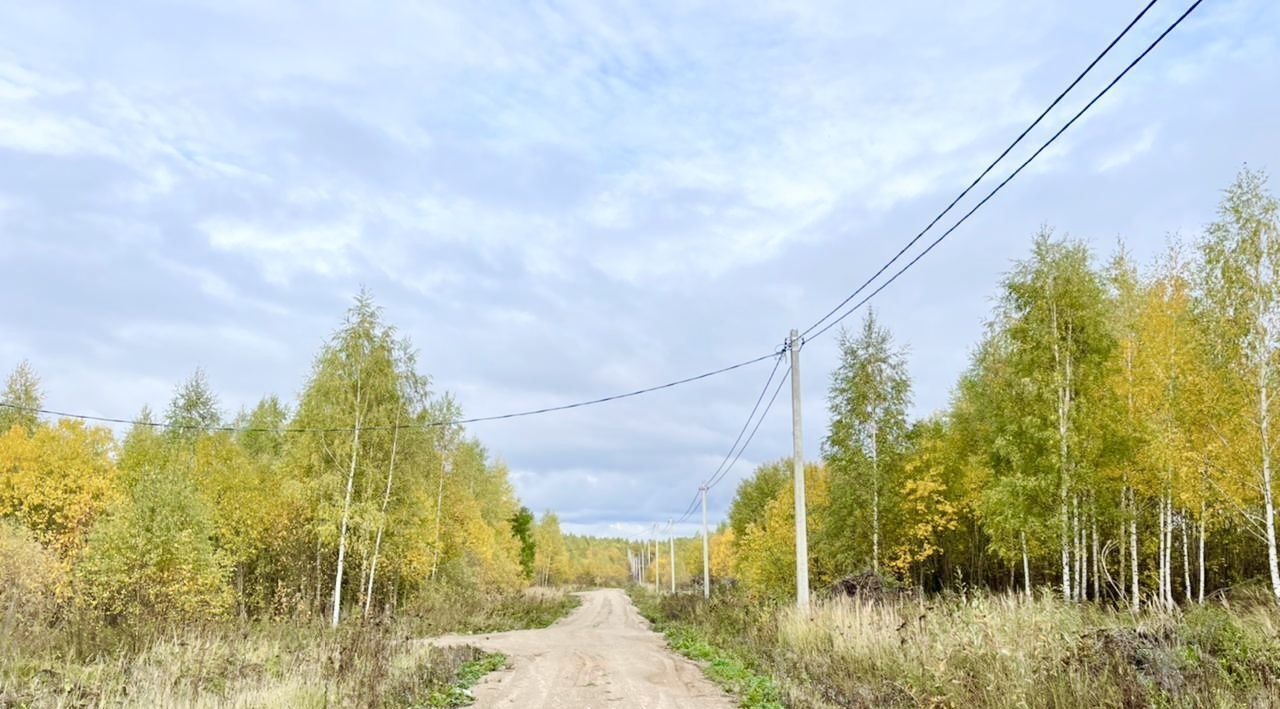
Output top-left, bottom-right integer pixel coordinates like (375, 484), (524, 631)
(0, 293), (618, 630)
(716, 167), (1280, 607)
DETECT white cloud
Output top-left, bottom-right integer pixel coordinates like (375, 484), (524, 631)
(202, 218), (362, 285)
(1095, 125), (1160, 173)
(112, 320), (289, 360)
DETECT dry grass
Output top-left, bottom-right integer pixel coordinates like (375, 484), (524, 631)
(0, 588), (578, 708)
(641, 587), (1280, 708)
(1, 620), (490, 707)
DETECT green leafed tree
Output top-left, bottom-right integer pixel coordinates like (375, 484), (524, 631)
(727, 459), (790, 542)
(1196, 166), (1280, 603)
(286, 290), (400, 626)
(533, 511), (569, 586)
(0, 361), (42, 435)
(821, 310), (912, 575)
(510, 506), (537, 580)
(164, 368), (221, 444)
(998, 230), (1114, 601)
(76, 467), (232, 625)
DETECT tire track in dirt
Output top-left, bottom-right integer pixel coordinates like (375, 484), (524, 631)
(431, 588), (735, 708)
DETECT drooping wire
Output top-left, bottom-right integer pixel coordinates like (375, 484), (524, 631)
(799, 0), (1163, 341)
(805, 0), (1205, 343)
(675, 351), (786, 521)
(677, 363), (792, 524)
(0, 347), (783, 434)
(707, 366), (790, 493)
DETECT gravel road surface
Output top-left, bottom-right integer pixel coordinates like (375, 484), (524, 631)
(432, 588), (736, 708)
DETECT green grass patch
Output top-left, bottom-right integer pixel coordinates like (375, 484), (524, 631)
(426, 651), (507, 707)
(630, 587), (782, 709)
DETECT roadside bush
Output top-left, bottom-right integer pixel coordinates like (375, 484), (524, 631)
(75, 469), (232, 626)
(0, 519), (64, 631)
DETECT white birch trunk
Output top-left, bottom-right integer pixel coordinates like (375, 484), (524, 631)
(871, 420), (879, 574)
(1130, 488), (1140, 612)
(1262, 374), (1280, 602)
(330, 382), (363, 629)
(1198, 506), (1206, 604)
(1167, 493), (1172, 604)
(1256, 222), (1280, 605)
(1074, 495), (1084, 601)
(1021, 531), (1031, 601)
(1091, 512), (1100, 601)
(314, 538), (323, 614)
(1118, 507), (1127, 606)
(1157, 498), (1166, 609)
(1181, 509), (1192, 604)
(364, 412), (401, 617)
(1052, 302), (1073, 602)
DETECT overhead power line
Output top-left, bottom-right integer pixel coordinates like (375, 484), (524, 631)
(670, 0), (1205, 536)
(0, 348), (782, 434)
(798, 0), (1162, 341)
(675, 352), (785, 522)
(677, 364), (791, 524)
(804, 0), (1204, 343)
(706, 367), (790, 494)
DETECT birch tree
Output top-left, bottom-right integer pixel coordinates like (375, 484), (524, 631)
(1000, 231), (1113, 601)
(1105, 246), (1146, 610)
(1197, 167), (1280, 603)
(822, 310), (911, 576)
(287, 292), (398, 627)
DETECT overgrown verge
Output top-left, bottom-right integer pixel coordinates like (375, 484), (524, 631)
(401, 586), (581, 635)
(426, 650), (507, 707)
(630, 587), (783, 708)
(632, 585), (1280, 708)
(0, 588), (574, 707)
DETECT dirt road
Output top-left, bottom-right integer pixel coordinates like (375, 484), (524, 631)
(432, 588), (736, 708)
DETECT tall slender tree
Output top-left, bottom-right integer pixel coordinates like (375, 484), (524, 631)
(1000, 231), (1114, 600)
(822, 310), (911, 575)
(1197, 167), (1280, 603)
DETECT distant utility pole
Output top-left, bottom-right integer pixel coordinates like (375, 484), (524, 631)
(668, 519), (676, 594)
(701, 485), (710, 599)
(790, 329), (810, 612)
(653, 524), (660, 593)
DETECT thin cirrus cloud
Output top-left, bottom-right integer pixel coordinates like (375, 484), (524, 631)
(0, 0), (1276, 536)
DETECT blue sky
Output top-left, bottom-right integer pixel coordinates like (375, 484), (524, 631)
(1, 0), (1277, 537)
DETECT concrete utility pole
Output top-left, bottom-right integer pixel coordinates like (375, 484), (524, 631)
(701, 485), (710, 599)
(668, 520), (676, 594)
(653, 524), (660, 593)
(790, 329), (810, 612)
